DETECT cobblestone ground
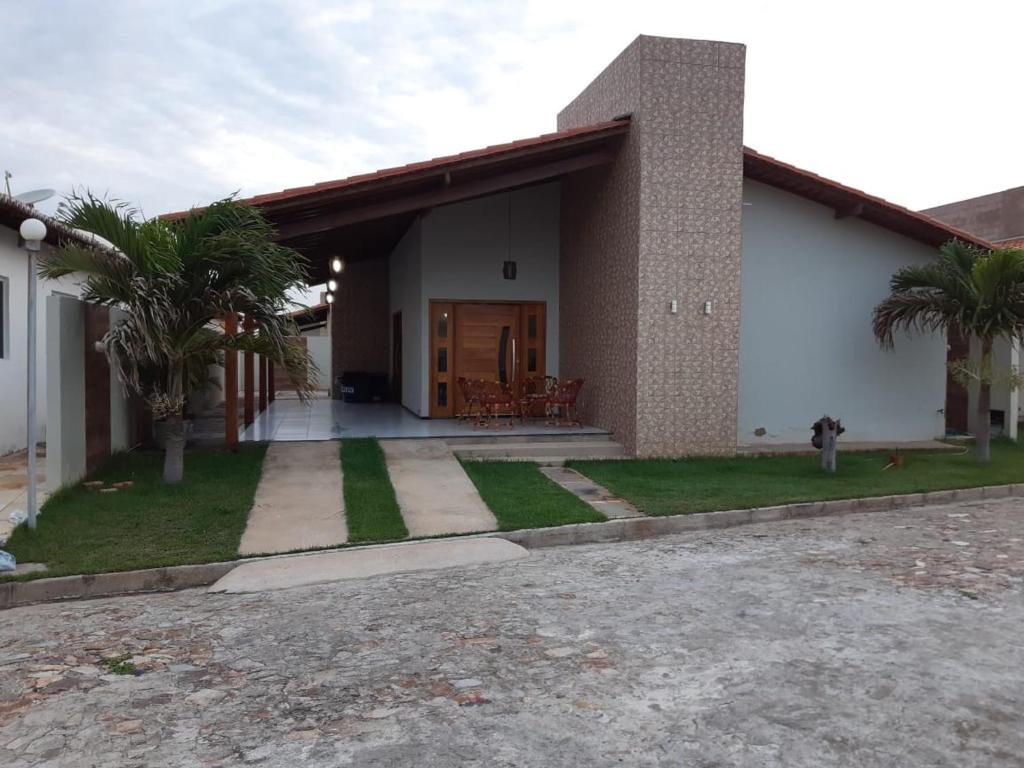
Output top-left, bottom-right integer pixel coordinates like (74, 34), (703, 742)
(1, 498), (1023, 767)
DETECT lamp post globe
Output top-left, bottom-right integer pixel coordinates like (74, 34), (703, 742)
(19, 217), (47, 250)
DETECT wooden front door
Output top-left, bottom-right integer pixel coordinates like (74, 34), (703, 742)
(428, 301), (546, 418)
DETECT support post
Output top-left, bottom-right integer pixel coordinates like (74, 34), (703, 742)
(243, 316), (255, 427)
(224, 313), (239, 449)
(259, 354), (268, 412)
(268, 361), (275, 402)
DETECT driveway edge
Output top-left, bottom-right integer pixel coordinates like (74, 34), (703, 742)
(491, 483), (1024, 548)
(0, 561), (239, 611)
(3, 482), (1022, 609)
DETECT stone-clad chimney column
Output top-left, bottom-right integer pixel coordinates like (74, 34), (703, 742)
(558, 35), (745, 456)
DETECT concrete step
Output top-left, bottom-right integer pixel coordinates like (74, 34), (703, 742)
(451, 440), (626, 461)
(444, 432), (612, 446)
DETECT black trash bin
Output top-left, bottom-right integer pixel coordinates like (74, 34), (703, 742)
(340, 371), (389, 403)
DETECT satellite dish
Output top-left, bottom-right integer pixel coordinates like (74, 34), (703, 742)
(14, 188), (55, 206)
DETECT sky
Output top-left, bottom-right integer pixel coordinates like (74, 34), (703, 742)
(3, 0), (1022, 303)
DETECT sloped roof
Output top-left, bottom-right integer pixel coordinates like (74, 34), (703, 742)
(742, 148), (993, 250)
(164, 119), (631, 219)
(0, 194), (94, 248)
(163, 119), (992, 257)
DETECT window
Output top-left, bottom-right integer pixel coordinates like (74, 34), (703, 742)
(437, 382), (447, 407)
(437, 311), (448, 339)
(437, 347), (447, 373)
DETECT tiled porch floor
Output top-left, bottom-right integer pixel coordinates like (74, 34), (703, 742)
(240, 397), (609, 442)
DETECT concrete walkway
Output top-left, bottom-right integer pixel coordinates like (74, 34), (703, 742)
(380, 439), (498, 537)
(238, 442), (347, 556)
(212, 537), (527, 593)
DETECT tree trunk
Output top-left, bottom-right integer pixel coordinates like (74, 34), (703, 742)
(976, 337), (993, 464)
(163, 411), (185, 483)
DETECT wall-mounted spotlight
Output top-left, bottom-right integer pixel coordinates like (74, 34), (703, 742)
(327, 278), (338, 292)
(325, 293), (335, 304)
(331, 257), (344, 273)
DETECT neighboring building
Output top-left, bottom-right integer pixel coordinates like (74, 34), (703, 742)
(290, 300), (332, 390)
(924, 188), (1024, 438)
(170, 35), (992, 457)
(0, 195), (85, 455)
(291, 299), (330, 337)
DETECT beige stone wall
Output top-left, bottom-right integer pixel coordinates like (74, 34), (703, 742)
(558, 43), (642, 453)
(559, 35), (746, 457)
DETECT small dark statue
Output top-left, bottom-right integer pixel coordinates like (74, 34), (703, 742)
(811, 415), (845, 473)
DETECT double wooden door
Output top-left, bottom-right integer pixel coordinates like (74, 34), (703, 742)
(429, 301), (546, 418)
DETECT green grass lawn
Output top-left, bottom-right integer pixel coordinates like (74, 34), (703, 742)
(3, 445), (267, 581)
(569, 441), (1024, 517)
(461, 461), (607, 530)
(341, 439), (409, 543)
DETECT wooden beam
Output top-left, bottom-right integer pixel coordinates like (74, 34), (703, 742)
(224, 313), (239, 449)
(835, 202), (864, 220)
(259, 354), (268, 412)
(276, 150), (615, 240)
(243, 316), (255, 427)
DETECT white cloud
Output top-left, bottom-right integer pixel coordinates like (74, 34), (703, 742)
(3, 0), (1021, 301)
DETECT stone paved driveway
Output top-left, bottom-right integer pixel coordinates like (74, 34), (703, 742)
(1, 498), (1023, 767)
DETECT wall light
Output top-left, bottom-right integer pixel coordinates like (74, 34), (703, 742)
(327, 278), (338, 292)
(331, 257), (344, 273)
(325, 293), (335, 304)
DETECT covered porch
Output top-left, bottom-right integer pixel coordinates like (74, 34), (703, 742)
(239, 395), (610, 442)
(212, 118), (632, 450)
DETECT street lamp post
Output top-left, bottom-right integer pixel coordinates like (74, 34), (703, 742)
(19, 217), (46, 531)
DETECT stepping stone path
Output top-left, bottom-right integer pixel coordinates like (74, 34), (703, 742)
(380, 439), (497, 537)
(238, 442), (347, 556)
(540, 466), (642, 518)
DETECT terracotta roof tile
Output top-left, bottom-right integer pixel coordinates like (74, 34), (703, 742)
(742, 147), (993, 249)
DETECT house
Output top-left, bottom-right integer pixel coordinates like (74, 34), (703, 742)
(0, 195), (85, 456)
(0, 194), (136, 491)
(923, 187), (1024, 439)
(170, 35), (990, 457)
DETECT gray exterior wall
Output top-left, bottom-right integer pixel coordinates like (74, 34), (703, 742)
(738, 180), (947, 444)
(46, 295), (86, 488)
(558, 35), (746, 456)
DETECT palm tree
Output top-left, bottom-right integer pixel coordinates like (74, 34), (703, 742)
(40, 193), (316, 483)
(873, 240), (1024, 462)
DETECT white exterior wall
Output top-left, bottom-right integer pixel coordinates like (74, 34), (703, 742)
(0, 227), (83, 455)
(738, 180), (947, 444)
(389, 218), (424, 414)
(306, 336), (332, 390)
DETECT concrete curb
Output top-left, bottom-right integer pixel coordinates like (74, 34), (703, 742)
(0, 561), (239, 611)
(491, 483), (1024, 549)
(3, 482), (1022, 609)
